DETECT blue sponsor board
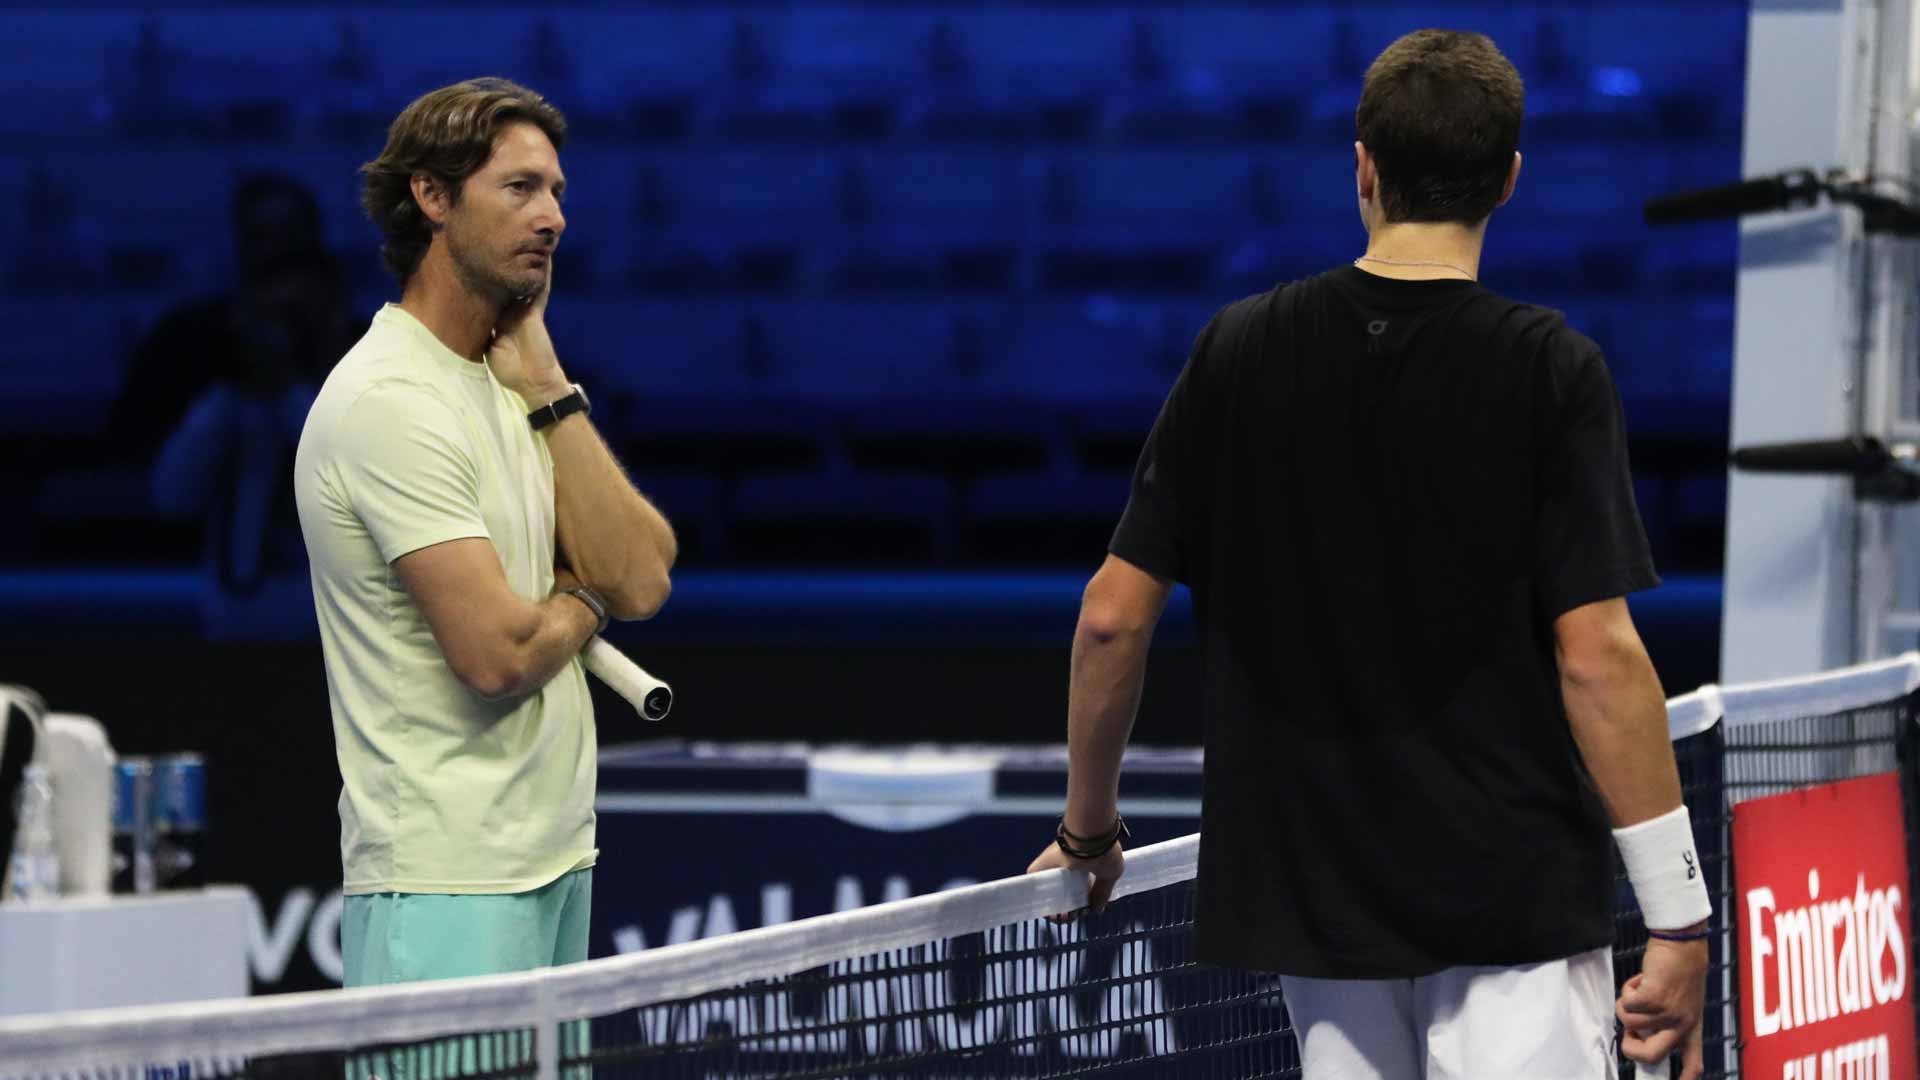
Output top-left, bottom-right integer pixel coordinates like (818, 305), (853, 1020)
(590, 742), (1203, 959)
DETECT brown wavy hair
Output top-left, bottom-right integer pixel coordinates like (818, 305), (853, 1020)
(1356, 30), (1524, 225)
(359, 78), (568, 286)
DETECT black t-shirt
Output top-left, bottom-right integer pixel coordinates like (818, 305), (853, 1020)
(1110, 266), (1659, 979)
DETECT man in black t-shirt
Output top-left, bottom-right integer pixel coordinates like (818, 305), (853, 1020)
(1028, 30), (1711, 1080)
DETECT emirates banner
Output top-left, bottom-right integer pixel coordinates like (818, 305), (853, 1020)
(1734, 771), (1916, 1080)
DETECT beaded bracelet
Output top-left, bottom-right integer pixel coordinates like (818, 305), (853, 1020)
(1055, 816), (1130, 860)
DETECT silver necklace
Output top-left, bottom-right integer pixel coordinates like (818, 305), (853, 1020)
(1355, 253), (1475, 280)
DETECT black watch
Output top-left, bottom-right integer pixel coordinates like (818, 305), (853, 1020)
(529, 383), (590, 431)
(561, 584), (610, 635)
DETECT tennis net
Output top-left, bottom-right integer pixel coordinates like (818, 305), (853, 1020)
(5, 654), (1919, 1080)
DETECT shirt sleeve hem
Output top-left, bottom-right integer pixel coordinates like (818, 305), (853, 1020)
(1543, 564), (1662, 621)
(1108, 538), (1184, 583)
(379, 526), (493, 566)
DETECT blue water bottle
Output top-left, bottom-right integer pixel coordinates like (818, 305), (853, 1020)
(155, 754), (206, 889)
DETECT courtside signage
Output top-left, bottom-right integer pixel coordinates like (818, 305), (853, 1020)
(1734, 771), (1915, 1080)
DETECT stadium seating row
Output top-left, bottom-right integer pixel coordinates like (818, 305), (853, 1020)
(0, 291), (1731, 431)
(1, 5), (1746, 141)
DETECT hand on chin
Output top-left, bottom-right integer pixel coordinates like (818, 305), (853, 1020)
(488, 259), (564, 400)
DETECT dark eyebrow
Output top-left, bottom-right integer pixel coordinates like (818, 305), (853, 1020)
(506, 170), (565, 198)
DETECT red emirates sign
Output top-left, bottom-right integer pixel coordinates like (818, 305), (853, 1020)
(1734, 771), (1916, 1080)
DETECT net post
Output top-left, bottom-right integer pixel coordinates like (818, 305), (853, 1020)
(534, 976), (559, 1080)
(1716, 722), (1737, 1078)
(1896, 690), (1920, 1050)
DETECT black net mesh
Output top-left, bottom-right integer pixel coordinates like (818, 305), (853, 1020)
(1720, 700), (1906, 803)
(338, 1029), (543, 1080)
(37, 1027), (542, 1080)
(577, 882), (1295, 1079)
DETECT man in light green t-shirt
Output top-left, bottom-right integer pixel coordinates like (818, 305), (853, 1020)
(294, 77), (675, 992)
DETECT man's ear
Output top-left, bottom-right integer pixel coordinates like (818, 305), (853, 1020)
(1496, 151), (1522, 209)
(411, 174), (450, 228)
(1355, 141), (1375, 202)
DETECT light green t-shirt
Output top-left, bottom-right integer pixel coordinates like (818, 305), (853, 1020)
(294, 304), (596, 896)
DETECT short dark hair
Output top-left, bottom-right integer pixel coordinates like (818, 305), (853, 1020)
(359, 77), (568, 286)
(1355, 30), (1524, 225)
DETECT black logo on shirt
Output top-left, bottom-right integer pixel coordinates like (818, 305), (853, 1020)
(1683, 851), (1697, 880)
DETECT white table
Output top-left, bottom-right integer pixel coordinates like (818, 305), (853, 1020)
(0, 886), (249, 1016)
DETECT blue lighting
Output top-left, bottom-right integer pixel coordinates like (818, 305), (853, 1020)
(1593, 66), (1644, 98)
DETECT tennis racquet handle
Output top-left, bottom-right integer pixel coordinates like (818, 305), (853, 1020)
(582, 637), (673, 722)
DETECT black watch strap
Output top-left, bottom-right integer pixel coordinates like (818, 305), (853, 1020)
(530, 384), (589, 431)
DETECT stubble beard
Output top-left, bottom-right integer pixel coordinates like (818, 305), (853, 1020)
(446, 224), (543, 310)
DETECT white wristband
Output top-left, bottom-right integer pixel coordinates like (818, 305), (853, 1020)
(1613, 805), (1713, 931)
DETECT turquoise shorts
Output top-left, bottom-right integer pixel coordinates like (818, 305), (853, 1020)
(341, 867), (593, 1077)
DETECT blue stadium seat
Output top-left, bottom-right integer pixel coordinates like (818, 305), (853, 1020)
(1032, 150), (1258, 244)
(951, 9), (1137, 98)
(731, 466), (956, 563)
(1596, 296), (1723, 406)
(991, 298), (1202, 409)
(1484, 221), (1632, 295)
(1157, 7), (1340, 88)
(1641, 228), (1740, 296)
(2, 298), (147, 436)
(560, 301), (833, 470)
(964, 468), (1133, 565)
(0, 13), (115, 140)
(30, 466), (160, 524)
(631, 467), (729, 561)
(637, 150), (838, 242)
(557, 297), (758, 409)
(832, 152), (1019, 244)
(969, 467), (1130, 515)
(740, 299), (999, 407)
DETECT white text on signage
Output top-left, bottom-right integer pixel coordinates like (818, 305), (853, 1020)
(1746, 870), (1906, 1038)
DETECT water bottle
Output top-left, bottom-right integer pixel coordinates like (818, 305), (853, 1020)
(154, 754), (205, 888)
(8, 764), (60, 901)
(112, 758), (156, 894)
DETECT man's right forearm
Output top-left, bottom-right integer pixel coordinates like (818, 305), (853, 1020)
(474, 592), (599, 701)
(1561, 635), (1683, 828)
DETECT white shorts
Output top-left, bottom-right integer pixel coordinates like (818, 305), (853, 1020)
(1278, 945), (1618, 1080)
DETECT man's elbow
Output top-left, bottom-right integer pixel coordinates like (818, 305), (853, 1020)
(1077, 595), (1155, 646)
(455, 655), (531, 702)
(1558, 630), (1653, 694)
(658, 527), (680, 573)
(607, 565), (672, 622)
